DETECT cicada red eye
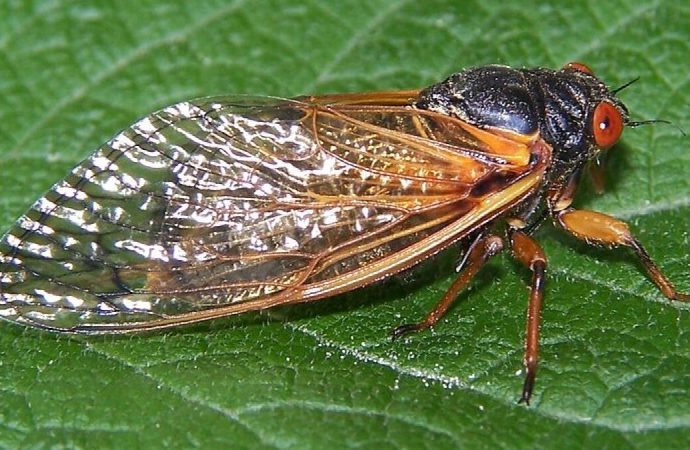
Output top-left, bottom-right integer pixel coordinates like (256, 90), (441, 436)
(564, 62), (594, 75)
(592, 101), (624, 148)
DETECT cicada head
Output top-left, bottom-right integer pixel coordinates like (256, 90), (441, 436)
(540, 62), (630, 163)
(415, 62), (630, 174)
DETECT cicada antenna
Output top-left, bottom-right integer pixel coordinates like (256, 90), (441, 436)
(627, 119), (687, 137)
(613, 76), (686, 136)
(612, 77), (640, 94)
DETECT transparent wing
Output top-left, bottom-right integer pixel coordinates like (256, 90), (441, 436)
(0, 95), (548, 331)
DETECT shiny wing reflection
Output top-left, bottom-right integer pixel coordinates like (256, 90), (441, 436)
(0, 96), (542, 331)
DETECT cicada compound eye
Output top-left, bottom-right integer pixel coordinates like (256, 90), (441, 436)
(564, 62), (594, 75)
(592, 101), (624, 148)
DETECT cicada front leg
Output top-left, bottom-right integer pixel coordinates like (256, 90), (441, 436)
(556, 209), (690, 302)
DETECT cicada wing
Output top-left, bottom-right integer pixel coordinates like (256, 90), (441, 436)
(0, 95), (548, 332)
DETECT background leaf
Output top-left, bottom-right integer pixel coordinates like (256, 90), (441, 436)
(1, 0), (689, 448)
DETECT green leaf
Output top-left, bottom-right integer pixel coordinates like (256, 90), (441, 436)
(1, 0), (689, 448)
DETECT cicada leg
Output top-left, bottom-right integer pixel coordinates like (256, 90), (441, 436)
(390, 234), (504, 340)
(588, 157), (607, 195)
(556, 209), (690, 301)
(509, 230), (548, 405)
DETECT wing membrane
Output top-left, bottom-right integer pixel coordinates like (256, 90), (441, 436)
(0, 94), (549, 331)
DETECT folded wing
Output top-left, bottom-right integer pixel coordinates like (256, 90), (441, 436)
(0, 95), (547, 331)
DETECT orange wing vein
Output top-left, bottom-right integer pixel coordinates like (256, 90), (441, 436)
(0, 94), (550, 332)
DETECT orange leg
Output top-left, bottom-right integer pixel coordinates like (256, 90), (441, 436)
(510, 230), (547, 405)
(391, 234), (504, 340)
(588, 158), (607, 195)
(557, 209), (690, 301)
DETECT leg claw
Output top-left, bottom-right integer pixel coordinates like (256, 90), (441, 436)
(390, 323), (423, 341)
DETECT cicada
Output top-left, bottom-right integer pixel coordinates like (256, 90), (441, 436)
(1, 62), (687, 404)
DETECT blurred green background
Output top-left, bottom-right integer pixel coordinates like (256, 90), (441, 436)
(0, 1), (689, 449)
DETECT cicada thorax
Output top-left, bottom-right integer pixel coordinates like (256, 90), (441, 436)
(415, 63), (629, 209)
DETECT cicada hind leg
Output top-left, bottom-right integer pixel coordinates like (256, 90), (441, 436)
(391, 228), (550, 405)
(390, 234), (504, 340)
